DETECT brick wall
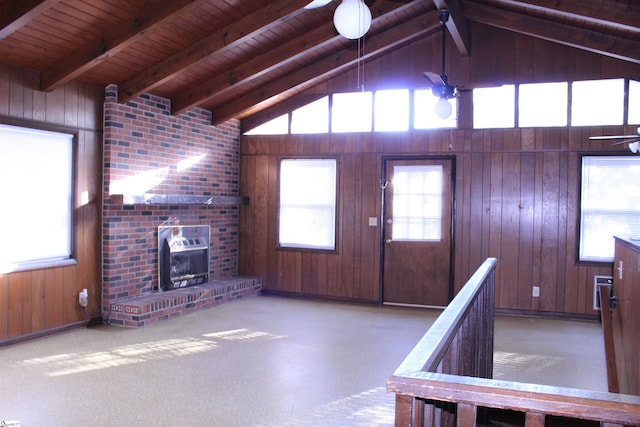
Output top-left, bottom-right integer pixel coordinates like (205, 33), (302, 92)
(102, 84), (242, 317)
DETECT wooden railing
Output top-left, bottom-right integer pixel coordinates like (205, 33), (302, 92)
(387, 258), (640, 427)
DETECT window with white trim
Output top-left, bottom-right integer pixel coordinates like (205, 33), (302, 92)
(0, 124), (74, 271)
(579, 155), (640, 262)
(278, 158), (337, 250)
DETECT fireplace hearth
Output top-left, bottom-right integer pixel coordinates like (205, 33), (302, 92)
(158, 225), (210, 291)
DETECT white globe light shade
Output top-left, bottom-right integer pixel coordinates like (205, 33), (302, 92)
(434, 97), (452, 119)
(333, 0), (372, 40)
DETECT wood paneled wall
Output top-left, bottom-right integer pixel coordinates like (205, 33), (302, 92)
(239, 25), (640, 316)
(0, 63), (103, 344)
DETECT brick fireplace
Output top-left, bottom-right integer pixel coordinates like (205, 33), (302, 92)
(102, 85), (259, 327)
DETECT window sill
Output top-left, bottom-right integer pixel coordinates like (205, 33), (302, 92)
(2, 258), (77, 274)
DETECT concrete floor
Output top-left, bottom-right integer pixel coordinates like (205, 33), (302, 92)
(0, 295), (607, 427)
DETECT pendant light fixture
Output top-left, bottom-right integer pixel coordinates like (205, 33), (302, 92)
(333, 0), (372, 39)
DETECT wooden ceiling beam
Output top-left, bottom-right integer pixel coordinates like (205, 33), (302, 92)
(172, 0), (422, 115)
(210, 10), (440, 125)
(464, 2), (640, 65)
(475, 0), (640, 34)
(432, 0), (471, 56)
(117, 0), (311, 104)
(40, 0), (210, 91)
(0, 0), (60, 39)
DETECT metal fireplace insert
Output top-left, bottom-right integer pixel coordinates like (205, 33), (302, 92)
(158, 225), (210, 291)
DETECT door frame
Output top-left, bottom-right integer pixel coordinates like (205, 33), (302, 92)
(378, 155), (457, 305)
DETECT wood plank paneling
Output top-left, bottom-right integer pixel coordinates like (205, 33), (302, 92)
(8, 273), (23, 337)
(0, 275), (7, 339)
(240, 126), (623, 314)
(0, 63), (103, 344)
(239, 24), (640, 315)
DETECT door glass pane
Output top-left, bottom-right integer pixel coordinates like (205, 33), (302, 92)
(392, 164), (443, 241)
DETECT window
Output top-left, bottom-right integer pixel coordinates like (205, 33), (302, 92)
(374, 89), (409, 132)
(392, 164), (443, 241)
(519, 82), (568, 127)
(278, 158), (337, 250)
(629, 80), (640, 125)
(0, 124), (74, 270)
(571, 79), (624, 126)
(291, 97), (329, 134)
(473, 85), (515, 129)
(332, 91), (372, 132)
(244, 113), (288, 135)
(414, 89), (457, 129)
(579, 156), (640, 262)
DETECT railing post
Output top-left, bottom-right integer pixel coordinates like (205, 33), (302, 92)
(524, 412), (545, 427)
(395, 394), (413, 427)
(457, 403), (477, 426)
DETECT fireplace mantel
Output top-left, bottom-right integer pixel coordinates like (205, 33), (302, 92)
(110, 194), (249, 206)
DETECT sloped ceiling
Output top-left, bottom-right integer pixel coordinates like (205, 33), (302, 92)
(0, 0), (638, 126)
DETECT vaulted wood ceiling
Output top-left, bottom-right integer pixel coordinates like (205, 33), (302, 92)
(0, 0), (638, 126)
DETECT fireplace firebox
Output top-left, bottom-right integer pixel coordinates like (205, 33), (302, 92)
(158, 225), (210, 291)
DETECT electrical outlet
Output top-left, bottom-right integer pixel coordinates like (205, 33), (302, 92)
(532, 286), (540, 297)
(79, 289), (88, 307)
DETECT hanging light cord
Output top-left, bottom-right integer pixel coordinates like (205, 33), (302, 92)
(357, 35), (366, 91)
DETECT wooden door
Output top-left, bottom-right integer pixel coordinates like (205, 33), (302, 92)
(382, 158), (453, 307)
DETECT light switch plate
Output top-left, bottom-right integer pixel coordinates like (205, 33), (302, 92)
(368, 217), (377, 226)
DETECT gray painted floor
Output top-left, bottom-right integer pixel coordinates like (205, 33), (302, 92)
(0, 295), (606, 426)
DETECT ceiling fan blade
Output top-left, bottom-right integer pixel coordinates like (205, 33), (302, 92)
(424, 71), (445, 87)
(609, 137), (640, 146)
(304, 0), (332, 9)
(589, 135), (638, 140)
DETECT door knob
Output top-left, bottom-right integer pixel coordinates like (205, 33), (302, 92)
(385, 238), (392, 244)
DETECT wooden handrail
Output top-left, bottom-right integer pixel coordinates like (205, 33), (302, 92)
(387, 258), (640, 427)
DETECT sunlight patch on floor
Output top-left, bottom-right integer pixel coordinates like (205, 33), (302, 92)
(257, 386), (395, 427)
(493, 350), (563, 379)
(15, 337), (218, 376)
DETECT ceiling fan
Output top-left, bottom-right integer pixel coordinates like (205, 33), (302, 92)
(423, 9), (461, 119)
(589, 127), (640, 153)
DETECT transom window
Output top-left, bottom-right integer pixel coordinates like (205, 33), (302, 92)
(518, 82), (568, 127)
(571, 79), (624, 126)
(245, 78), (639, 135)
